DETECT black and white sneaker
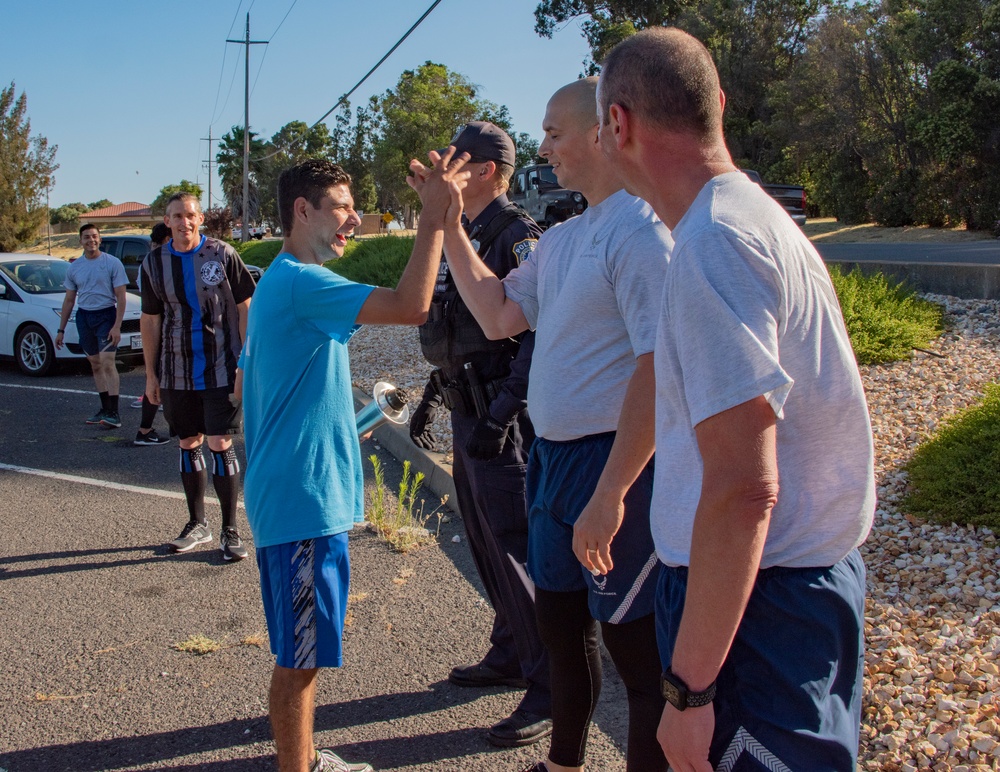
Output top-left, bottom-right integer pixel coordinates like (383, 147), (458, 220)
(134, 429), (170, 446)
(220, 527), (248, 562)
(169, 521), (212, 553)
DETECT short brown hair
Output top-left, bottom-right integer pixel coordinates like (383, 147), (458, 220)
(165, 191), (202, 213)
(79, 223), (99, 237)
(599, 27), (722, 140)
(277, 160), (352, 236)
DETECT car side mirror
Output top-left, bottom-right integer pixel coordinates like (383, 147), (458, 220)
(529, 178), (539, 189)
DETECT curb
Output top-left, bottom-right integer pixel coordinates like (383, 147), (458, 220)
(352, 386), (459, 515)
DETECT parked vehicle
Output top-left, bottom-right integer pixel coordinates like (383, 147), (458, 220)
(741, 169), (807, 227)
(232, 225), (266, 240)
(0, 254), (143, 376)
(90, 234), (151, 290)
(509, 163), (587, 228)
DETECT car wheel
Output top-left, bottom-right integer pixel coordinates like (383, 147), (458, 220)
(15, 324), (56, 377)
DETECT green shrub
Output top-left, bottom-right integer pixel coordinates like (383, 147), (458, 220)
(237, 239), (283, 268)
(327, 236), (413, 287)
(902, 384), (1000, 529)
(827, 266), (944, 365)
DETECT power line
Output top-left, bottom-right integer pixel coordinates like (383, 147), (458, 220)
(209, 0), (247, 127)
(311, 0), (445, 128)
(252, 0), (446, 165)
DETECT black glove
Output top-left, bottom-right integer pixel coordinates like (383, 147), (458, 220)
(409, 388), (441, 450)
(465, 414), (511, 461)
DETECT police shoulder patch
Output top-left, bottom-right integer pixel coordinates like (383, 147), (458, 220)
(512, 239), (538, 265)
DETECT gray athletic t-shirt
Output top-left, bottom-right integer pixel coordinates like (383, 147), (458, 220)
(64, 252), (127, 310)
(503, 189), (672, 440)
(652, 172), (875, 569)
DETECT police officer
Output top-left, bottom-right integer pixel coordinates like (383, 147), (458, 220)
(409, 122), (552, 747)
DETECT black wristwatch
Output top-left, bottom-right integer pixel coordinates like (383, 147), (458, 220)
(661, 668), (716, 710)
(57, 328), (65, 334)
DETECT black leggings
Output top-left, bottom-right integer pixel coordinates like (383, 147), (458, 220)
(535, 588), (667, 771)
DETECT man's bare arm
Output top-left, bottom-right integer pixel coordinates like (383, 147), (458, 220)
(657, 395), (778, 770)
(236, 298), (251, 344)
(441, 225), (529, 340)
(54, 289), (77, 350)
(573, 353), (656, 574)
(140, 313), (162, 404)
(355, 221), (444, 326)
(108, 285), (127, 347)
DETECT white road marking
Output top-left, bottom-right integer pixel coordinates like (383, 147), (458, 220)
(0, 462), (242, 509)
(0, 381), (141, 399)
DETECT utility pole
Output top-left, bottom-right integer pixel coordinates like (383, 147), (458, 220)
(227, 13), (267, 243)
(200, 126), (218, 211)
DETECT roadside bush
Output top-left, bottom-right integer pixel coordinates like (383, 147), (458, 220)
(828, 266), (943, 365)
(236, 239), (282, 269)
(328, 236), (412, 287)
(902, 383), (1000, 530)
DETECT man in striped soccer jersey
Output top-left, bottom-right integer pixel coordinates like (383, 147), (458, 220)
(139, 192), (256, 562)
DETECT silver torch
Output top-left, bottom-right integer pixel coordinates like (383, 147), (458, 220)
(355, 381), (410, 437)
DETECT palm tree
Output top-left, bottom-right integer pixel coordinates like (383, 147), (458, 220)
(216, 126), (265, 226)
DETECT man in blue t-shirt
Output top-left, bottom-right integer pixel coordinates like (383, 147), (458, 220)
(239, 158), (455, 772)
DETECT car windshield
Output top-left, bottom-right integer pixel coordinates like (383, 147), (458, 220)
(537, 166), (559, 186)
(0, 260), (69, 294)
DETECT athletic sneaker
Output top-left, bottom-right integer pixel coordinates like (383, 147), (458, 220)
(169, 521), (212, 553)
(85, 410), (106, 425)
(134, 429), (170, 446)
(220, 527), (248, 562)
(130, 397), (144, 409)
(100, 411), (122, 429)
(313, 748), (373, 772)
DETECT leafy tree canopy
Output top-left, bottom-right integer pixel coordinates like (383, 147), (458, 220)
(87, 199), (113, 211)
(0, 83), (58, 251)
(150, 180), (203, 216)
(514, 132), (542, 169)
(369, 62), (512, 219)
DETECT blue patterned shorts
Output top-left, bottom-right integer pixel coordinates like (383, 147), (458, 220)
(256, 532), (350, 669)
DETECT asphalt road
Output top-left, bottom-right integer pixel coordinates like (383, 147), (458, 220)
(0, 362), (630, 771)
(816, 240), (1000, 264)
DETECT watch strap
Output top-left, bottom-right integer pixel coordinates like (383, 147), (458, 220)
(662, 667), (716, 710)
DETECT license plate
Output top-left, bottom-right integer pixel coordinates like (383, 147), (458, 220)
(130, 335), (143, 350)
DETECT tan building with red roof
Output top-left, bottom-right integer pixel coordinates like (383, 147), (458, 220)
(80, 202), (159, 226)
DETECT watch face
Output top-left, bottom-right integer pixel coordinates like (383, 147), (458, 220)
(661, 674), (684, 707)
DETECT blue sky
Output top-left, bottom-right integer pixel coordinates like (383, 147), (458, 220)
(2, 0), (592, 209)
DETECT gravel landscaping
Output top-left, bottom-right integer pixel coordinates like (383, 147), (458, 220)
(348, 293), (1000, 770)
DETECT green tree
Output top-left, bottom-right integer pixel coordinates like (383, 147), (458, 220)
(87, 198), (112, 211)
(534, 0), (829, 178)
(150, 180), (204, 216)
(369, 62), (512, 225)
(0, 83), (58, 251)
(216, 126), (265, 226)
(50, 205), (82, 225)
(256, 121), (335, 228)
(514, 132), (541, 169)
(331, 103), (378, 214)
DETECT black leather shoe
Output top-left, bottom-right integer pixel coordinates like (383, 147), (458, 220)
(448, 662), (527, 689)
(487, 708), (553, 748)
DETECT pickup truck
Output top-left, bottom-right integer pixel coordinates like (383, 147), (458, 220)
(509, 164), (588, 228)
(232, 225), (267, 240)
(742, 170), (806, 227)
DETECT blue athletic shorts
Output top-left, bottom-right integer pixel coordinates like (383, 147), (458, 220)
(257, 533), (350, 669)
(526, 432), (659, 624)
(655, 549), (867, 771)
(75, 306), (117, 356)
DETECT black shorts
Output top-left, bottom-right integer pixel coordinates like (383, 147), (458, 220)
(161, 386), (242, 440)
